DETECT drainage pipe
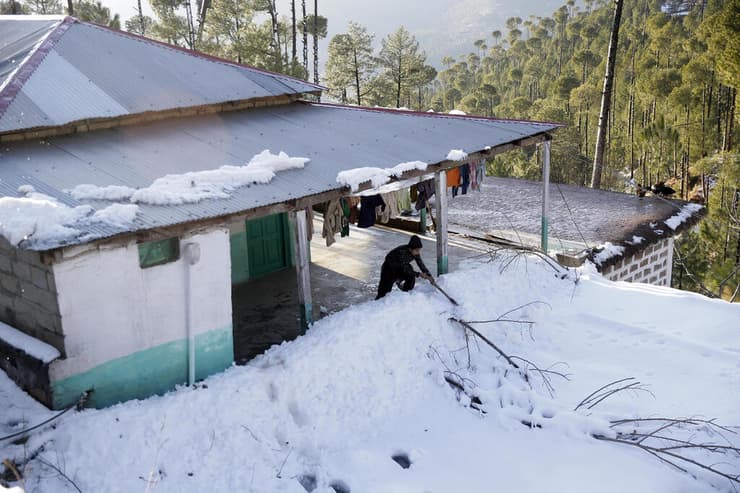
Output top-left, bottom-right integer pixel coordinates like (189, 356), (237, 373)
(183, 242), (201, 386)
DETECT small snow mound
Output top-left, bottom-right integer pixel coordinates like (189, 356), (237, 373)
(448, 109), (467, 115)
(69, 150), (309, 206)
(0, 321), (60, 363)
(337, 161), (428, 191)
(592, 242), (625, 265)
(447, 149), (468, 161)
(664, 203), (703, 230)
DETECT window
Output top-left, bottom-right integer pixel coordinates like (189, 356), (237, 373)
(138, 238), (180, 268)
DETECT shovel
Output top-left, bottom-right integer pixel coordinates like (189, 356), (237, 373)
(425, 276), (459, 306)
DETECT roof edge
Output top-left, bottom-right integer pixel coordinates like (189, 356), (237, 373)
(80, 19), (327, 93)
(306, 101), (565, 127)
(588, 202), (707, 270)
(0, 93), (303, 142)
(0, 16), (75, 120)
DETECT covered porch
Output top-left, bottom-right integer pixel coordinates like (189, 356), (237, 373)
(231, 217), (488, 363)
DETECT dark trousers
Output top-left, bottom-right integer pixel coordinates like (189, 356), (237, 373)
(375, 262), (416, 299)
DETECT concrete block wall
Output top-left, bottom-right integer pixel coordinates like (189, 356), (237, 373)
(602, 237), (674, 286)
(0, 237), (64, 355)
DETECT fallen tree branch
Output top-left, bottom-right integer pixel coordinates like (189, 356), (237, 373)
(36, 457), (82, 493)
(574, 377), (653, 411)
(449, 318), (519, 369)
(594, 417), (740, 489)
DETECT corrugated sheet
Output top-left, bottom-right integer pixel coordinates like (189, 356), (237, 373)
(0, 17), (322, 133)
(0, 102), (559, 251)
(0, 16), (61, 88)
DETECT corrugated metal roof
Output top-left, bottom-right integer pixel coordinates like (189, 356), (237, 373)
(0, 16), (62, 88)
(0, 16), (322, 133)
(0, 102), (559, 251)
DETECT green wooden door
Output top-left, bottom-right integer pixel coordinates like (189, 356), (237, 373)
(246, 214), (288, 278)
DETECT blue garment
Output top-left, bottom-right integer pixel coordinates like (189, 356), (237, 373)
(460, 164), (470, 195)
(358, 194), (385, 228)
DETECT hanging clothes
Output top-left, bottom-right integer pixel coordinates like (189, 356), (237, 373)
(446, 167), (461, 188)
(378, 191), (401, 223)
(415, 179), (435, 211)
(358, 194), (385, 228)
(305, 206), (314, 241)
(397, 188), (412, 214)
(409, 184), (419, 202)
(347, 196), (360, 225)
(476, 159), (485, 189)
(460, 164), (470, 195)
(322, 199), (343, 246)
(339, 198), (351, 237)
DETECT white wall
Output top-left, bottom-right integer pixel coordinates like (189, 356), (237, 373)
(602, 237), (674, 286)
(49, 227), (232, 381)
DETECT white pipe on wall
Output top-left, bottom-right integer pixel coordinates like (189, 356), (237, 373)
(183, 242), (201, 386)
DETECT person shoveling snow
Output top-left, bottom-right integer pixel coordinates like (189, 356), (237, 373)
(375, 235), (433, 299)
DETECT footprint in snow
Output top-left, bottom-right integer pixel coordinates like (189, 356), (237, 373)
(329, 480), (351, 493)
(391, 452), (412, 469)
(297, 474), (317, 492)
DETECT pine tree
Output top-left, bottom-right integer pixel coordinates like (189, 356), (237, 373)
(377, 26), (425, 108)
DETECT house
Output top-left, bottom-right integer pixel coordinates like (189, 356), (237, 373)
(443, 176), (705, 286)
(0, 15), (559, 409)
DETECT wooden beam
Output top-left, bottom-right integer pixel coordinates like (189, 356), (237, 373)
(435, 170), (449, 276)
(290, 209), (313, 330)
(0, 94), (306, 143)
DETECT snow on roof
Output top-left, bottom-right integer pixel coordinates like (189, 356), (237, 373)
(0, 320), (60, 363)
(446, 177), (705, 257)
(665, 203), (704, 230)
(0, 16), (322, 134)
(71, 150), (309, 206)
(0, 102), (559, 251)
(446, 149), (469, 161)
(0, 185), (138, 247)
(336, 161), (427, 192)
(2, 256), (738, 491)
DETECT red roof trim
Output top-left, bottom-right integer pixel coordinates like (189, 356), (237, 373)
(305, 101), (564, 127)
(0, 16), (75, 119)
(82, 20), (326, 93)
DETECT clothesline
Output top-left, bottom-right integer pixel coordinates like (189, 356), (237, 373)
(321, 159), (487, 247)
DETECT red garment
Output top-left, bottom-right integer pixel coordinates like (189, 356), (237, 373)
(446, 167), (461, 187)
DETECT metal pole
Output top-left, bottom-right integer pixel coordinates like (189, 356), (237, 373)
(435, 171), (449, 276)
(541, 140), (551, 253)
(291, 209), (313, 331)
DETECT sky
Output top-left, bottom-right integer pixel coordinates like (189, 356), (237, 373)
(100, 0), (563, 67)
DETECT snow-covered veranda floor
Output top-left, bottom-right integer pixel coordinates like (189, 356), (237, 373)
(2, 253), (739, 492)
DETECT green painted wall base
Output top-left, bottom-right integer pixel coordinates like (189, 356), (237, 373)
(51, 326), (233, 409)
(437, 255), (449, 276)
(541, 217), (549, 252)
(299, 303), (312, 332)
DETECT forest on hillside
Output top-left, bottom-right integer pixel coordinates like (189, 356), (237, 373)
(2, 0), (738, 299)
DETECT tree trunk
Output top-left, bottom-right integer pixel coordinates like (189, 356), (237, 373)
(591, 0), (623, 189)
(291, 0), (297, 63)
(353, 49), (361, 105)
(66, 0), (73, 15)
(302, 0), (308, 78)
(313, 0), (319, 85)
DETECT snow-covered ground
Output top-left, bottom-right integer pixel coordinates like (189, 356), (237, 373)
(1, 254), (739, 492)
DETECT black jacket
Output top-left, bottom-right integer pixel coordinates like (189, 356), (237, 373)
(383, 244), (431, 278)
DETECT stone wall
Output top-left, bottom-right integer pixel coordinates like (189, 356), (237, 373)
(601, 237), (674, 286)
(0, 237), (64, 355)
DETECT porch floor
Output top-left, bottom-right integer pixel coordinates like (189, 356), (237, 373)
(232, 217), (487, 363)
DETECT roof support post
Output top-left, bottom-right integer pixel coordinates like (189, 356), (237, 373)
(435, 170), (449, 276)
(290, 209), (313, 331)
(541, 139), (552, 253)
